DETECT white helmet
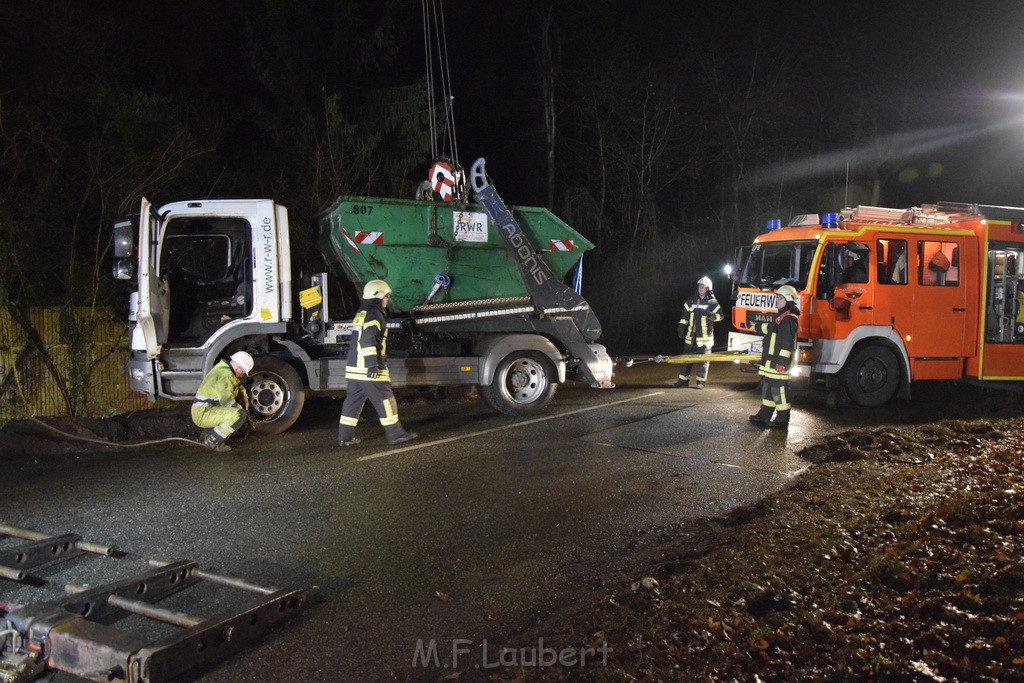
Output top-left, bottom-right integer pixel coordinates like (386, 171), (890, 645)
(362, 279), (392, 300)
(697, 276), (713, 289)
(776, 285), (799, 303)
(229, 351), (254, 376)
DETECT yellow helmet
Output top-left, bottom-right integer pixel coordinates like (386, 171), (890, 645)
(776, 285), (799, 303)
(362, 279), (392, 300)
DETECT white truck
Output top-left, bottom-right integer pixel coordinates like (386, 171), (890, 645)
(113, 159), (614, 433)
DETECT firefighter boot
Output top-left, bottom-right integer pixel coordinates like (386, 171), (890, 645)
(748, 407), (774, 428)
(338, 424), (361, 447)
(386, 426), (419, 445)
(672, 376), (689, 388)
(766, 410), (790, 430)
(199, 430), (231, 453)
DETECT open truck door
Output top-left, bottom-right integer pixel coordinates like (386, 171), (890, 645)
(135, 198), (170, 358)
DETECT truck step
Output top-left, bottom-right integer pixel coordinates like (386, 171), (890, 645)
(0, 522), (303, 683)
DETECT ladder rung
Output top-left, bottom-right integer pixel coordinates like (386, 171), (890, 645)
(106, 594), (203, 628)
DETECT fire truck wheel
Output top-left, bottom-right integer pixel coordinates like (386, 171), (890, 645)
(480, 351), (558, 416)
(246, 357), (306, 434)
(842, 344), (899, 407)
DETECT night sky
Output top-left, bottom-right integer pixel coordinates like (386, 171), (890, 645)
(445, 0), (1024, 207)
(6, 1), (1023, 203)
(3, 0), (1024, 350)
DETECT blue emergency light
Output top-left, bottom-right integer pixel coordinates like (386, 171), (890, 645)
(766, 218), (781, 231)
(822, 212), (839, 228)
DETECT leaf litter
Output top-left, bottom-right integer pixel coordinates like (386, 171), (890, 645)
(493, 417), (1024, 681)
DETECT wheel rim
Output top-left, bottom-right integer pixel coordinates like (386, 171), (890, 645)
(500, 357), (548, 405)
(247, 372), (290, 421)
(856, 357), (890, 394)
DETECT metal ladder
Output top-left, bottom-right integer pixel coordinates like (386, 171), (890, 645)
(1, 522), (303, 683)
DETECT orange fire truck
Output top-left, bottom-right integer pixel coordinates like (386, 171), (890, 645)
(727, 202), (1024, 407)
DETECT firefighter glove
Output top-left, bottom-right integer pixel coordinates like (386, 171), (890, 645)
(366, 367), (378, 379)
(677, 324), (686, 339)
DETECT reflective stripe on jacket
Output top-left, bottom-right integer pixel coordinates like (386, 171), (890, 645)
(756, 306), (800, 380)
(345, 300), (390, 382)
(193, 359), (246, 408)
(678, 293), (723, 346)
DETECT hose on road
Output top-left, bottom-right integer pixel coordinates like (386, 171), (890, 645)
(26, 416), (208, 450)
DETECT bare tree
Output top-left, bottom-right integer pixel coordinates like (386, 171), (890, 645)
(539, 4), (559, 211)
(694, 27), (794, 249)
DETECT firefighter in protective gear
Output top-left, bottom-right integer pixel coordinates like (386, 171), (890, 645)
(749, 285), (800, 429)
(192, 351), (253, 452)
(841, 249), (868, 284)
(673, 276), (723, 389)
(338, 280), (418, 446)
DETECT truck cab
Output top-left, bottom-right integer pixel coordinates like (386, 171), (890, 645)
(117, 199), (291, 403)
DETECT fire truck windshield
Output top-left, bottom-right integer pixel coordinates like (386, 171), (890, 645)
(738, 239), (818, 291)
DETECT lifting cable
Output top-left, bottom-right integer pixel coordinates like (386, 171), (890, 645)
(422, 0), (460, 166)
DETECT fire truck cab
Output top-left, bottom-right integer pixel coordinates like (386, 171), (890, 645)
(728, 203), (1024, 407)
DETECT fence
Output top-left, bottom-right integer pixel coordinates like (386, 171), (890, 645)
(0, 306), (159, 424)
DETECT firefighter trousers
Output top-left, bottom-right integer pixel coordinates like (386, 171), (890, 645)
(338, 379), (409, 443)
(678, 341), (711, 383)
(756, 377), (791, 423)
(192, 403), (246, 446)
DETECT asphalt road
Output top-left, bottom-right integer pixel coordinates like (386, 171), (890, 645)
(2, 362), (1012, 681)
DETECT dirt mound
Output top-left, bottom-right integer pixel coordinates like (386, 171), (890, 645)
(0, 409), (196, 457)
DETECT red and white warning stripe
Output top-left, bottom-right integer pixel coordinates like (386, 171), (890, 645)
(355, 231), (384, 245)
(549, 239), (576, 251)
(429, 160), (456, 201)
(341, 228), (361, 254)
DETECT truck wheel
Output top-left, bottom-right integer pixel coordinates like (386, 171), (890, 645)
(246, 357), (306, 434)
(480, 351), (557, 416)
(841, 345), (899, 407)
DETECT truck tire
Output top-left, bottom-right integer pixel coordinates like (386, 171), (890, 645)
(841, 344), (899, 407)
(480, 351), (557, 416)
(246, 357), (306, 434)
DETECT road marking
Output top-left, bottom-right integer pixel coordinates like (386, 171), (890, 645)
(356, 391), (666, 462)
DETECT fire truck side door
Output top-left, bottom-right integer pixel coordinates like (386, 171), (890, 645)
(871, 237), (914, 341)
(829, 241), (873, 337)
(910, 239), (967, 359)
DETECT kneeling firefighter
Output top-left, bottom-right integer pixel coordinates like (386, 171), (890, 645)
(192, 351), (253, 452)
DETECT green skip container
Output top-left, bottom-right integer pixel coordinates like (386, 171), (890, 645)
(319, 196), (593, 311)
